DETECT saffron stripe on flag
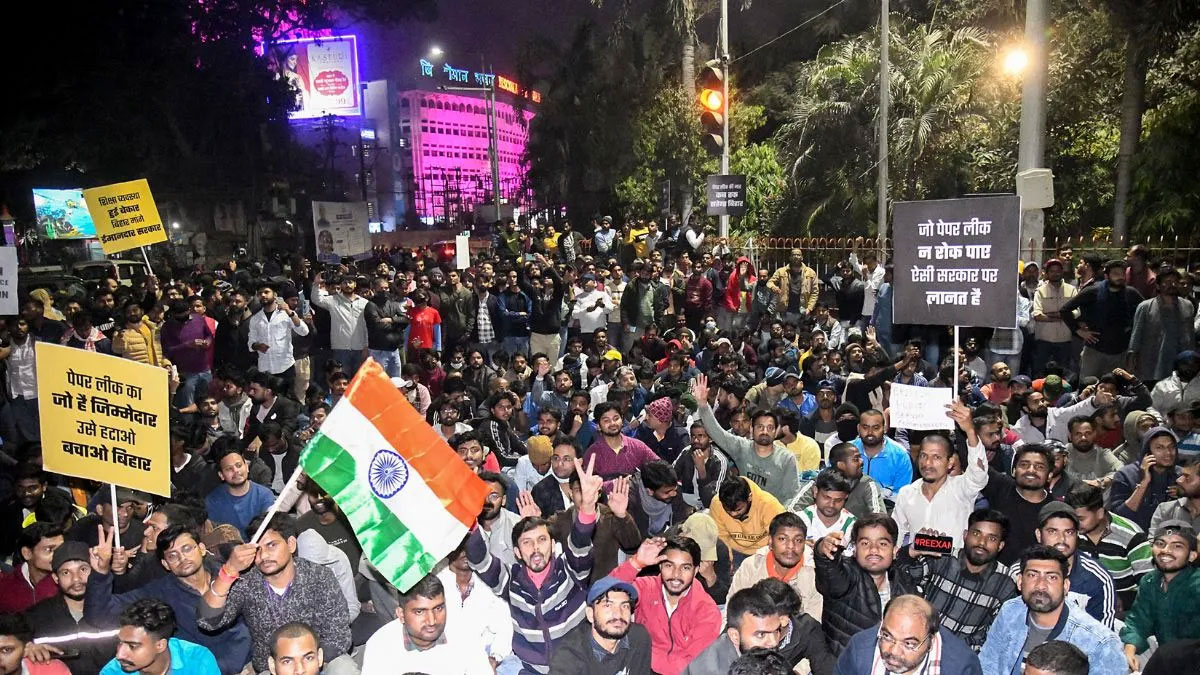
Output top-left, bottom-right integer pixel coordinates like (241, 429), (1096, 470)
(339, 360), (489, 528)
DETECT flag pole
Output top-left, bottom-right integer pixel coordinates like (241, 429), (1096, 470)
(110, 484), (122, 549)
(953, 325), (961, 401)
(249, 466), (306, 545)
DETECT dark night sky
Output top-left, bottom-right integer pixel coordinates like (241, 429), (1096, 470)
(344, 0), (825, 89)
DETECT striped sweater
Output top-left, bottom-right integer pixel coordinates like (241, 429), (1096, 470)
(1076, 513), (1153, 611)
(467, 512), (595, 674)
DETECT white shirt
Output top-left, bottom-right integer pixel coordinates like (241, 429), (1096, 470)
(311, 288), (369, 350)
(571, 289), (614, 333)
(436, 567), (514, 660)
(513, 454), (551, 492)
(7, 338), (37, 399)
(892, 439), (989, 550)
(361, 617), (493, 675)
(482, 508), (520, 567)
(850, 252), (886, 317)
(247, 306), (309, 374)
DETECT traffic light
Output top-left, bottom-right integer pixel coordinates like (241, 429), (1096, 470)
(697, 62), (725, 156)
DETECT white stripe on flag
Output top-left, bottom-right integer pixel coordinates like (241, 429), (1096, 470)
(321, 401), (469, 556)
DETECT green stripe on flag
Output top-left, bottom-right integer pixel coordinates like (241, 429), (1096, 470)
(300, 433), (439, 593)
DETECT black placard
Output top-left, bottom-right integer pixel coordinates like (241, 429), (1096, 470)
(706, 174), (747, 216)
(892, 195), (1020, 328)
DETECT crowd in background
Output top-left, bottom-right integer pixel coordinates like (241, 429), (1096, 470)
(0, 216), (1197, 674)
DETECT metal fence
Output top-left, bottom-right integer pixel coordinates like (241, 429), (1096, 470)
(734, 234), (1200, 282)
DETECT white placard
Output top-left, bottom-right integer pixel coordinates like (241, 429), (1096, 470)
(0, 247), (17, 315)
(890, 382), (954, 431)
(455, 235), (470, 270)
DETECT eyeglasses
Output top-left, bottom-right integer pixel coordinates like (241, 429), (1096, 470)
(877, 629), (930, 653)
(164, 543), (198, 564)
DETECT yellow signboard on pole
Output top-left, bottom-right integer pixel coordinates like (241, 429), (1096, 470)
(36, 343), (170, 496)
(82, 179), (168, 254)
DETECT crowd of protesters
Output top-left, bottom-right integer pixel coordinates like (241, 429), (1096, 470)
(0, 215), (1197, 674)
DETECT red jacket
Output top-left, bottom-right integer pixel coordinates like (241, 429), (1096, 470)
(723, 256), (757, 312)
(0, 565), (59, 613)
(611, 559), (722, 675)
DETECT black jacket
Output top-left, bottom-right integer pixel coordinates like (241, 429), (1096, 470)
(256, 443), (301, 490)
(364, 294), (408, 351)
(1060, 281), (1144, 355)
(814, 550), (919, 655)
(778, 613), (837, 675)
(532, 474), (570, 518)
(549, 621), (653, 675)
(24, 594), (115, 675)
(245, 396), (301, 439)
(172, 452), (217, 498)
(620, 278), (669, 329)
(521, 265), (566, 334)
(214, 312), (254, 371)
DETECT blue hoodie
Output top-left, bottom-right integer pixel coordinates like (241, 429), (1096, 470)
(1109, 426), (1181, 531)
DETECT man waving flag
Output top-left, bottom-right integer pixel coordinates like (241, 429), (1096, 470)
(299, 358), (489, 592)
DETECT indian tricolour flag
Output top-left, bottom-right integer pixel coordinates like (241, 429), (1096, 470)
(299, 358), (488, 592)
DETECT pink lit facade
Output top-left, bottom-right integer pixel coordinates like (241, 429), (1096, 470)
(395, 90), (535, 223)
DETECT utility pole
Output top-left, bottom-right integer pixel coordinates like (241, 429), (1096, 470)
(718, 0), (731, 238)
(441, 80), (502, 223)
(1017, 0), (1048, 261)
(878, 0), (890, 247)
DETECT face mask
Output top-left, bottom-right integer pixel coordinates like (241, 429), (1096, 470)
(836, 419), (858, 442)
(705, 321), (717, 331)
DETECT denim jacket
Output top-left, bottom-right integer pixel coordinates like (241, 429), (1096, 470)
(978, 597), (1127, 675)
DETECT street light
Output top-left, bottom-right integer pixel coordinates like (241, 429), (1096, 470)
(1002, 45), (1030, 78)
(428, 46), (443, 58)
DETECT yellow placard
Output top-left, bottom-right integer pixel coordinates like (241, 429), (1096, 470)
(82, 179), (168, 254)
(36, 343), (170, 496)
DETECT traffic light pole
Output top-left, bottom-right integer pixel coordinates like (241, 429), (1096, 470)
(719, 0), (730, 239)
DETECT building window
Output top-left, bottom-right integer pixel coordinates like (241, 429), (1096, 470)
(400, 99), (410, 108)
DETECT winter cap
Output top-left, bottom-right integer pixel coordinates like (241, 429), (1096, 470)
(765, 367), (786, 386)
(647, 397), (674, 425)
(51, 541), (90, 572)
(1038, 501), (1080, 527)
(587, 575), (638, 605)
(527, 435), (553, 465)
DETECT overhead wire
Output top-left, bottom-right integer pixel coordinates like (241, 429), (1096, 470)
(732, 0), (853, 63)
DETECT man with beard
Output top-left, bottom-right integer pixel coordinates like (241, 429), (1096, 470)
(362, 276), (407, 378)
(531, 434), (580, 517)
(672, 421), (730, 510)
(245, 373), (300, 441)
(694, 374), (800, 503)
(249, 282), (309, 392)
(1150, 350), (1200, 416)
(584, 403), (661, 480)
(21, 541), (113, 673)
(215, 291), (255, 373)
(1120, 521), (1200, 670)
(204, 445), (274, 539)
(361, 574), (492, 674)
(813, 513), (919, 655)
(1032, 258), (1079, 378)
(469, 470), (521, 567)
(530, 365), (573, 417)
(550, 577), (653, 673)
(467, 455), (603, 674)
(1131, 268), (1196, 383)
(1015, 390), (1052, 444)
(66, 485), (147, 550)
(834, 595), (982, 674)
(1061, 259), (1144, 379)
(1067, 484), (1152, 613)
(851, 408), (913, 501)
(1149, 455), (1200, 534)
(983, 444), (1056, 566)
(791, 443), (888, 520)
(1064, 416), (1122, 486)
(633, 396), (690, 464)
(611, 535), (722, 674)
(1045, 441), (1081, 501)
(729, 513), (823, 622)
(311, 272), (369, 376)
(161, 298), (217, 407)
(976, 413), (1016, 474)
(216, 370), (252, 438)
(0, 464), (48, 559)
(620, 260), (669, 353)
(434, 397), (472, 440)
(1109, 426), (1180, 530)
(100, 600), (220, 675)
(111, 504), (196, 593)
(85, 524), (252, 674)
(1030, 502), (1118, 628)
(620, 461), (693, 539)
(980, 546), (1127, 675)
(433, 268), (473, 354)
(893, 402), (989, 550)
(199, 513), (352, 674)
(894, 509), (1018, 650)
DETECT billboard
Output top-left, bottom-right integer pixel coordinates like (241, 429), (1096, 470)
(269, 35), (361, 119)
(313, 201), (370, 263)
(33, 189), (97, 240)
